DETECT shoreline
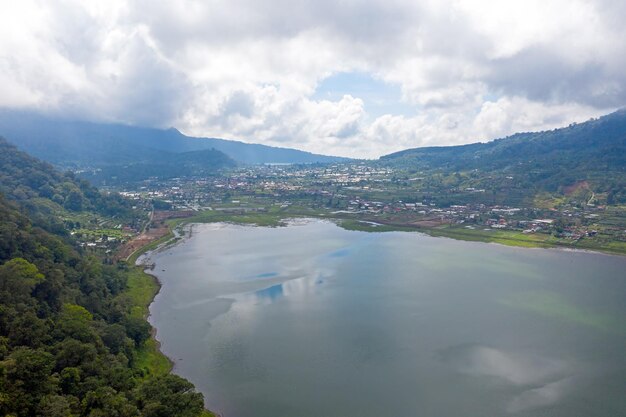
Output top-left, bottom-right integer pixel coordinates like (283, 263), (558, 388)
(122, 212), (624, 417)
(157, 210), (626, 258)
(127, 214), (626, 417)
(138, 267), (174, 370)
(123, 223), (220, 417)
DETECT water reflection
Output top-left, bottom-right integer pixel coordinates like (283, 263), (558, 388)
(254, 283), (283, 301)
(247, 272), (326, 306)
(328, 248), (351, 258)
(148, 221), (626, 417)
(439, 344), (568, 385)
(256, 272), (279, 278)
(507, 377), (574, 413)
(439, 344), (575, 412)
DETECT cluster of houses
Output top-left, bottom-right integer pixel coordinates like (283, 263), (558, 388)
(111, 163), (616, 243)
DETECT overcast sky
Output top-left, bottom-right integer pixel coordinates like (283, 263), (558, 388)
(1, 0), (625, 158)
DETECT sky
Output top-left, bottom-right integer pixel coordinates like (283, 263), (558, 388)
(0, 0), (625, 158)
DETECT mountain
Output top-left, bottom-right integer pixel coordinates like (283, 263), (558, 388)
(0, 142), (206, 416)
(0, 110), (349, 167)
(381, 109), (626, 201)
(0, 137), (137, 231)
(79, 147), (236, 185)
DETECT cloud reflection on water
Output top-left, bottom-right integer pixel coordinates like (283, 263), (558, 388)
(439, 344), (574, 413)
(507, 377), (574, 413)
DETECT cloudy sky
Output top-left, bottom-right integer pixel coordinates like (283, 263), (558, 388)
(1, 0), (625, 158)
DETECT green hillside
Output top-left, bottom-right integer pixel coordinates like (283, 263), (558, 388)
(79, 147), (237, 186)
(0, 141), (208, 416)
(0, 137), (138, 231)
(381, 109), (626, 203)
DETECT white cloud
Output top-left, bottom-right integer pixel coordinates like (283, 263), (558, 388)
(0, 0), (623, 157)
(472, 97), (607, 139)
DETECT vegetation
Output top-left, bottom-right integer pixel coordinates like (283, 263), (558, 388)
(0, 137), (137, 231)
(381, 109), (626, 203)
(0, 141), (209, 416)
(80, 148), (236, 186)
(164, 207), (626, 256)
(123, 267), (173, 379)
(0, 194), (206, 416)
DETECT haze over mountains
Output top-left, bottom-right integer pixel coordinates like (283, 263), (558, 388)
(382, 109), (626, 173)
(379, 109), (626, 203)
(0, 109), (624, 197)
(0, 111), (349, 168)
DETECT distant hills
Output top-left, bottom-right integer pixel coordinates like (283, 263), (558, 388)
(2, 108), (625, 198)
(382, 109), (626, 171)
(0, 110), (349, 169)
(0, 137), (136, 231)
(381, 109), (626, 201)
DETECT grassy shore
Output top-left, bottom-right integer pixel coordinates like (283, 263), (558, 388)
(123, 240), (217, 416)
(425, 224), (626, 255)
(178, 208), (626, 256)
(124, 267), (172, 377)
(345, 221), (626, 256)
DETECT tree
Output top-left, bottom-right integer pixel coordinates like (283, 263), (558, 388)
(64, 190), (84, 212)
(0, 258), (44, 306)
(7, 310), (50, 348)
(124, 317), (151, 347)
(101, 324), (132, 355)
(54, 338), (98, 371)
(1, 347), (56, 416)
(82, 387), (138, 417)
(37, 394), (73, 417)
(59, 367), (81, 396)
(136, 375), (204, 417)
(55, 304), (98, 344)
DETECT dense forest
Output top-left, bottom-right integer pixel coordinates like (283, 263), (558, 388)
(79, 148), (237, 186)
(0, 137), (136, 231)
(0, 139), (206, 416)
(0, 125), (236, 186)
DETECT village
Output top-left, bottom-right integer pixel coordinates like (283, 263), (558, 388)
(83, 162), (620, 250)
(64, 159), (625, 258)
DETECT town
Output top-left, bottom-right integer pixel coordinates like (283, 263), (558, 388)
(71, 162), (626, 257)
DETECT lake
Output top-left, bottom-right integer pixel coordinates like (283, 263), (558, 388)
(145, 220), (626, 417)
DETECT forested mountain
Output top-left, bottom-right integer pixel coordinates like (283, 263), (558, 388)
(381, 109), (626, 201)
(0, 194), (204, 416)
(0, 110), (348, 166)
(0, 142), (206, 416)
(0, 137), (135, 231)
(79, 147), (237, 186)
(0, 114), (238, 185)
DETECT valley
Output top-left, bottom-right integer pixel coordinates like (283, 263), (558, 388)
(2, 3), (625, 416)
(113, 160), (626, 257)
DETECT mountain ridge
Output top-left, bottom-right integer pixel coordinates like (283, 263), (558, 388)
(381, 109), (626, 167)
(379, 109), (626, 203)
(0, 110), (350, 166)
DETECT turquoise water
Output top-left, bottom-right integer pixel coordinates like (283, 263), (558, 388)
(147, 220), (626, 417)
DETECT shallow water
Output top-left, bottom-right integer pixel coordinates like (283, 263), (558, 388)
(148, 220), (626, 417)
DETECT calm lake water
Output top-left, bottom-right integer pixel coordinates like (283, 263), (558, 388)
(146, 220), (626, 417)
